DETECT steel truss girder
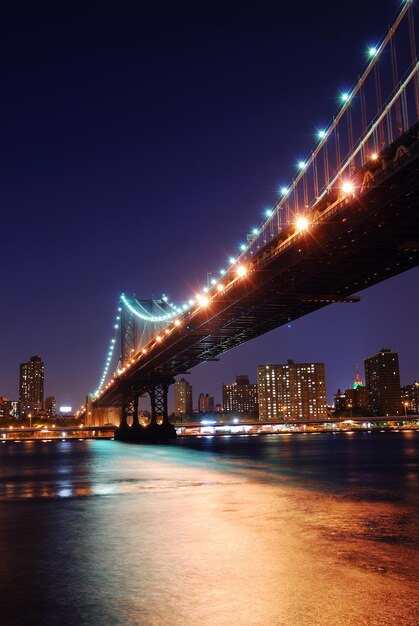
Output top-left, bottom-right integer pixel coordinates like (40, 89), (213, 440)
(120, 382), (139, 427)
(148, 377), (174, 426)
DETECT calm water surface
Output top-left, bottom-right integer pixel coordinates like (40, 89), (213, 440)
(0, 431), (417, 625)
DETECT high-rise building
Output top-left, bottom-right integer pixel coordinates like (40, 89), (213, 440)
(364, 348), (401, 416)
(334, 389), (346, 414)
(257, 360), (327, 420)
(400, 381), (419, 414)
(0, 396), (16, 420)
(19, 355), (44, 416)
(222, 375), (258, 415)
(44, 396), (57, 420)
(344, 369), (369, 413)
(198, 393), (214, 413)
(174, 378), (193, 418)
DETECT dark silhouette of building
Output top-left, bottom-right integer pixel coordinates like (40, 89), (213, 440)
(174, 378), (193, 418)
(258, 360), (327, 420)
(198, 393), (214, 413)
(334, 389), (346, 413)
(344, 369), (369, 413)
(223, 375), (258, 415)
(364, 348), (401, 416)
(19, 355), (44, 416)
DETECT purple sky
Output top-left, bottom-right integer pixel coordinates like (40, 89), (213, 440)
(1, 0), (418, 410)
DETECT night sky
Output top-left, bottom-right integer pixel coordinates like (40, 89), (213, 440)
(2, 0), (418, 411)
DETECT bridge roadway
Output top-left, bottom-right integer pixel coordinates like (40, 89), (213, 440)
(96, 124), (419, 407)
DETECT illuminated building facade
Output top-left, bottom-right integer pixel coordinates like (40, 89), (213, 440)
(44, 396), (57, 419)
(0, 397), (17, 420)
(364, 348), (401, 416)
(222, 375), (258, 415)
(19, 355), (44, 416)
(174, 378), (193, 418)
(400, 381), (419, 414)
(257, 360), (327, 420)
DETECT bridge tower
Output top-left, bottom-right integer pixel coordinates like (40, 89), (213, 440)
(115, 296), (177, 441)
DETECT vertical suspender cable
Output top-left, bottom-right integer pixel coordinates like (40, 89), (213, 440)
(374, 63), (385, 147)
(360, 85), (368, 162)
(408, 4), (419, 119)
(390, 35), (403, 132)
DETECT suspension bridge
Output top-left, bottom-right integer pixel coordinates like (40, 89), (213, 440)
(81, 1), (419, 441)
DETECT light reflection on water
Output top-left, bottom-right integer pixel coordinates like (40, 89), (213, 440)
(0, 432), (417, 625)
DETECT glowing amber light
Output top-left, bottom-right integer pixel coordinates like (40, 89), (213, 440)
(342, 181), (354, 194)
(156, 335), (162, 342)
(197, 294), (209, 307)
(296, 216), (309, 231)
(371, 153), (378, 160)
(216, 283), (224, 292)
(236, 265), (248, 278)
(142, 348), (147, 354)
(174, 319), (181, 326)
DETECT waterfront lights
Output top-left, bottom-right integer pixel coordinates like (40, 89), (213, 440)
(203, 286), (209, 293)
(296, 216), (309, 231)
(252, 227), (259, 235)
(297, 161), (306, 170)
(174, 319), (181, 326)
(265, 208), (273, 217)
(240, 243), (246, 251)
(220, 268), (226, 275)
(156, 335), (162, 342)
(342, 181), (355, 194)
(368, 46), (378, 57)
(280, 187), (288, 196)
(229, 257), (236, 265)
(341, 92), (350, 102)
(318, 130), (326, 139)
(216, 283), (225, 292)
(371, 152), (379, 160)
(236, 265), (248, 278)
(210, 278), (217, 285)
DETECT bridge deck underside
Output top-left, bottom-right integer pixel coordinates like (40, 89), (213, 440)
(97, 126), (419, 406)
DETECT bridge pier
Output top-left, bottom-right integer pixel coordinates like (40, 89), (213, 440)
(115, 377), (176, 443)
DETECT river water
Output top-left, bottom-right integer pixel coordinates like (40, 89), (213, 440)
(0, 431), (417, 625)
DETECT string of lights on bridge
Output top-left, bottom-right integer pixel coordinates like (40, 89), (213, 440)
(88, 0), (417, 405)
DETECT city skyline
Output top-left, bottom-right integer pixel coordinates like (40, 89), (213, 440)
(1, 0), (418, 409)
